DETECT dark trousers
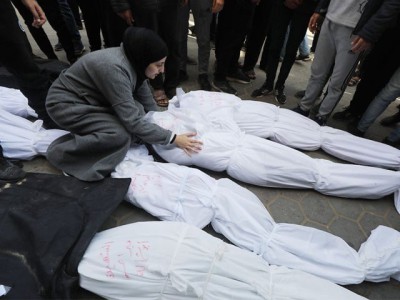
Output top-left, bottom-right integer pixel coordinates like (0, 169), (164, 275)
(0, 1), (56, 128)
(214, 0), (256, 80)
(265, 1), (313, 90)
(36, 0), (77, 63)
(134, 5), (180, 93)
(242, 0), (276, 72)
(11, 0), (58, 60)
(77, 0), (113, 50)
(348, 25), (400, 117)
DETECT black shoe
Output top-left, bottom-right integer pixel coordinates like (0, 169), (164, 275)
(380, 111), (400, 127)
(251, 82), (273, 98)
(74, 45), (86, 56)
(274, 89), (286, 104)
(198, 74), (212, 91)
(313, 115), (327, 126)
(54, 42), (63, 51)
(332, 107), (355, 120)
(347, 121), (365, 137)
(382, 137), (400, 148)
(226, 69), (250, 84)
(292, 105), (309, 117)
(0, 158), (26, 182)
(296, 54), (311, 61)
(179, 70), (189, 82)
(212, 79), (237, 95)
(294, 90), (306, 99)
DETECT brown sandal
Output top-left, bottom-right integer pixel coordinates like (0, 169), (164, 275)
(153, 89), (169, 107)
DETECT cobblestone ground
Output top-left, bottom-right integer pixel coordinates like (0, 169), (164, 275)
(21, 20), (400, 299)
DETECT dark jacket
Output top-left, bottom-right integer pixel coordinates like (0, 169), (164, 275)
(316, 0), (400, 43)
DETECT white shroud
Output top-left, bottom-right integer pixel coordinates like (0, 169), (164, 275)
(0, 86), (37, 118)
(173, 90), (400, 170)
(0, 108), (68, 160)
(145, 107), (400, 210)
(78, 221), (366, 300)
(112, 147), (400, 285)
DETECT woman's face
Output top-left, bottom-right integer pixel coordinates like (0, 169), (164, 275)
(145, 57), (166, 79)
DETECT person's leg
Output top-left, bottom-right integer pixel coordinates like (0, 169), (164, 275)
(317, 23), (361, 117)
(177, 3), (190, 75)
(275, 11), (311, 91)
(57, 0), (85, 54)
(347, 27), (400, 117)
(157, 4), (180, 98)
(357, 66), (400, 132)
(263, 3), (292, 91)
(77, 0), (102, 51)
(214, 0), (254, 86)
(11, 0), (58, 60)
(190, 0), (212, 76)
(0, 0), (57, 128)
(67, 0), (83, 28)
(298, 34), (310, 57)
(37, 0), (77, 63)
(298, 20), (337, 113)
(242, 0), (274, 73)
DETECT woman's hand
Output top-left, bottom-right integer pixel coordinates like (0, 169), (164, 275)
(174, 132), (203, 156)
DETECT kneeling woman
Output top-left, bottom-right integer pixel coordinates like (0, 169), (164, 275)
(46, 27), (202, 181)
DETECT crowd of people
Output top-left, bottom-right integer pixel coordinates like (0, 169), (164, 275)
(1, 0), (400, 298)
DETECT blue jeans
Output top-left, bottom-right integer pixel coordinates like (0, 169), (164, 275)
(298, 34), (310, 56)
(357, 65), (400, 141)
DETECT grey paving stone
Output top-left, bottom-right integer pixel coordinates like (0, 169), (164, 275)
(268, 197), (305, 224)
(300, 193), (336, 225)
(329, 197), (364, 220)
(359, 212), (391, 236)
(329, 217), (366, 249)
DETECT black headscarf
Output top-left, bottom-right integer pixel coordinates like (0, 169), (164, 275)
(122, 26), (168, 89)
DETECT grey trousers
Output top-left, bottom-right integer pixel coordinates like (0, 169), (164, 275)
(177, 0), (213, 75)
(300, 19), (361, 117)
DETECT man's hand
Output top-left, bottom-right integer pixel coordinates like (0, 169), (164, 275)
(117, 9), (134, 25)
(284, 0), (303, 10)
(174, 132), (203, 156)
(21, 0), (46, 28)
(308, 13), (321, 34)
(351, 36), (372, 53)
(212, 0), (224, 13)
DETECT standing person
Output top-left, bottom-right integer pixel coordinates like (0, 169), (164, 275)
(177, 0), (224, 91)
(251, 0), (318, 104)
(212, 0), (259, 95)
(11, 0), (58, 60)
(110, 0), (181, 106)
(46, 27), (202, 182)
(0, 0), (58, 128)
(0, 0), (52, 181)
(332, 14), (400, 123)
(241, 0), (277, 80)
(348, 64), (400, 147)
(293, 0), (400, 125)
(52, 0), (86, 56)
